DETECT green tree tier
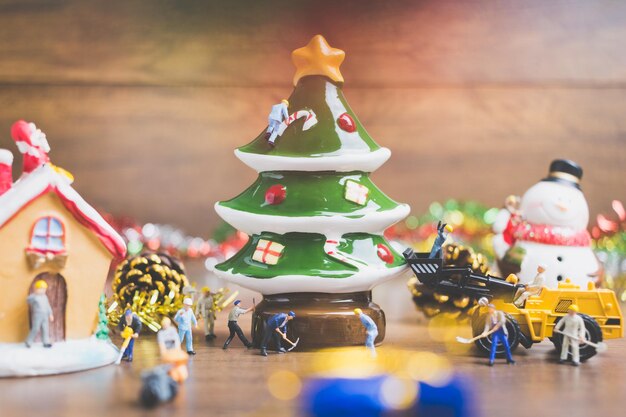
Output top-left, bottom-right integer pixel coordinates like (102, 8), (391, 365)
(238, 76), (379, 158)
(215, 232), (404, 279)
(218, 171), (401, 218)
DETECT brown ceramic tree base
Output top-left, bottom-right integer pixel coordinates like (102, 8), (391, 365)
(250, 291), (385, 350)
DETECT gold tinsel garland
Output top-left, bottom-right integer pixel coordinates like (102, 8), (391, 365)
(107, 252), (190, 332)
(407, 243), (494, 322)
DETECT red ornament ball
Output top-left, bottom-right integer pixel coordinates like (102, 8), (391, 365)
(376, 244), (394, 264)
(265, 184), (287, 205)
(337, 113), (356, 133)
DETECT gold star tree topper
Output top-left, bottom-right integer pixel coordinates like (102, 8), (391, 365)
(291, 35), (345, 86)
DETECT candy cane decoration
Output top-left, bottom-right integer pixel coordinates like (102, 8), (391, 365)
(268, 109), (318, 146)
(324, 236), (367, 269)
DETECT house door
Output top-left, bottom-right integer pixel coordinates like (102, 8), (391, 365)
(28, 272), (67, 342)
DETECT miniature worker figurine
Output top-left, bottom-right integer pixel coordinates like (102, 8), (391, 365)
(174, 298), (198, 355)
(260, 311), (295, 357)
(158, 317), (189, 383)
(429, 222), (453, 259)
(265, 99), (289, 146)
(117, 309), (142, 362)
(354, 308), (378, 357)
(157, 317), (181, 355)
(482, 303), (515, 366)
(514, 264), (546, 307)
(195, 287), (216, 341)
(554, 304), (586, 366)
(223, 300), (254, 350)
(25, 280), (54, 348)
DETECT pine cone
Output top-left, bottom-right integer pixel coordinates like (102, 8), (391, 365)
(108, 253), (190, 331)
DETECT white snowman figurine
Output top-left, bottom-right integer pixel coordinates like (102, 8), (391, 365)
(493, 159), (601, 288)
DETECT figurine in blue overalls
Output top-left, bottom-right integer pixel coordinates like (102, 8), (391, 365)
(174, 298), (198, 355)
(481, 303), (515, 366)
(117, 309), (142, 362)
(429, 221), (453, 259)
(260, 311), (295, 357)
(354, 308), (378, 357)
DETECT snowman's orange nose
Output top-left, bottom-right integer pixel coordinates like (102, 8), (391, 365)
(555, 202), (569, 212)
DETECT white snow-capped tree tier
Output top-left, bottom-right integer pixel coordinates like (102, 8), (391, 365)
(214, 204), (410, 236)
(213, 264), (408, 294)
(213, 35), (410, 295)
(234, 146), (392, 173)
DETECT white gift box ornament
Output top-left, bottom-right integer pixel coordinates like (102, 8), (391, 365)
(253, 239), (285, 265)
(344, 180), (369, 205)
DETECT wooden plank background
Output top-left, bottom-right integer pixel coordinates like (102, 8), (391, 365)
(0, 0), (624, 236)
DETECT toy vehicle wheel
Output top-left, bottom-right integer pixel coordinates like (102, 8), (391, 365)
(471, 311), (521, 357)
(552, 314), (603, 362)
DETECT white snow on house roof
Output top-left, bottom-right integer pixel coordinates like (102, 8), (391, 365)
(0, 164), (126, 258)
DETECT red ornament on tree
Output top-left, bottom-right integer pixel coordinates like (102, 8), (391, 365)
(265, 184), (287, 205)
(376, 243), (394, 264)
(337, 112), (356, 133)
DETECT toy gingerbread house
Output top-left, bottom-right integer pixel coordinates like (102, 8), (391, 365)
(0, 120), (126, 376)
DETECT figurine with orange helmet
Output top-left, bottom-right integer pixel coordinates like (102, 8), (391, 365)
(195, 286), (216, 341)
(25, 279), (54, 348)
(265, 99), (290, 145)
(554, 304), (586, 366)
(354, 308), (378, 357)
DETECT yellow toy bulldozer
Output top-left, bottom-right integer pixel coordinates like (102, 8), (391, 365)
(404, 248), (623, 361)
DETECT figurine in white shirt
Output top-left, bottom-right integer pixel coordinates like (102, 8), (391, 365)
(554, 304), (586, 366)
(265, 99), (289, 145)
(157, 317), (181, 355)
(514, 264), (546, 307)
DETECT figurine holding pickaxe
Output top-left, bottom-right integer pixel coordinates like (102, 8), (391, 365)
(260, 311), (298, 356)
(456, 298), (515, 366)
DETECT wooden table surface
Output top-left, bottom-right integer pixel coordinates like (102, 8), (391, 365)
(1, 311), (624, 417)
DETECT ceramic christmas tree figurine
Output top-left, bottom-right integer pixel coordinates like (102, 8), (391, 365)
(214, 35), (410, 347)
(492, 159), (600, 288)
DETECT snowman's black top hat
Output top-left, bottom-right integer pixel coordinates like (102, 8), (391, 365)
(542, 159), (583, 190)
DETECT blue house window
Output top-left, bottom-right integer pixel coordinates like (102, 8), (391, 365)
(30, 216), (65, 253)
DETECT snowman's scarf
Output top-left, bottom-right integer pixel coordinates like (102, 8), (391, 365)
(504, 216), (591, 247)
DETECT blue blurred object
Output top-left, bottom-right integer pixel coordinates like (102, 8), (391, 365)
(418, 377), (475, 417)
(300, 374), (476, 417)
